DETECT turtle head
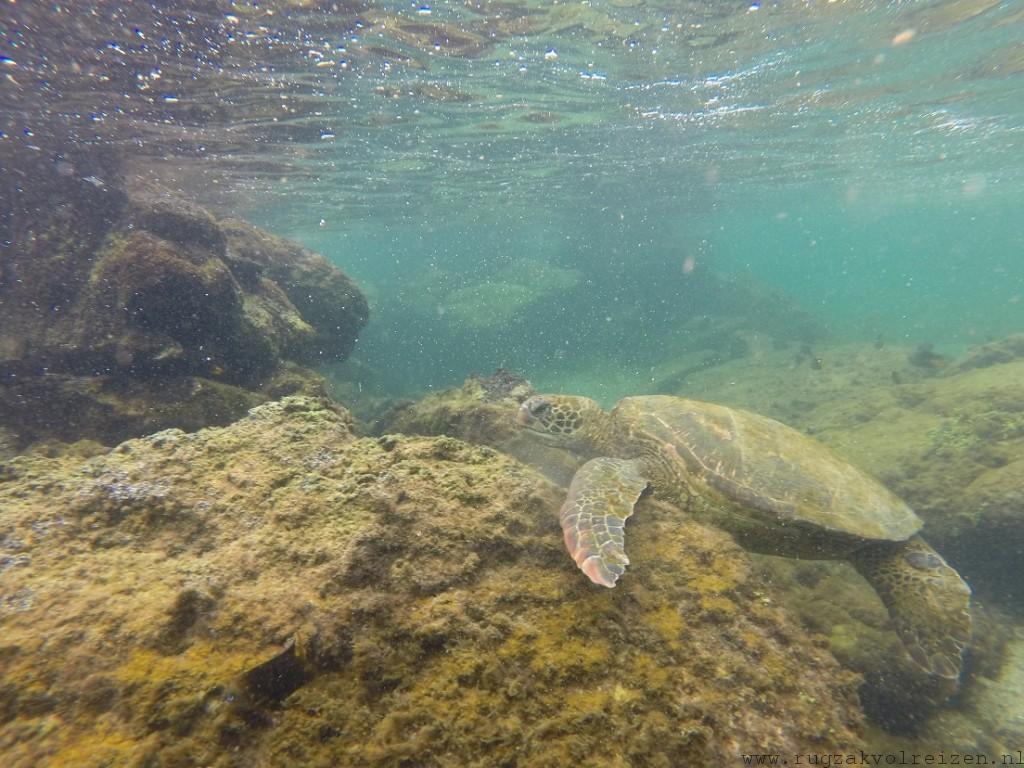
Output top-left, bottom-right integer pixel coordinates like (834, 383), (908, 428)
(517, 394), (610, 454)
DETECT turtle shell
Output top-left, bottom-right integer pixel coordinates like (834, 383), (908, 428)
(613, 396), (920, 542)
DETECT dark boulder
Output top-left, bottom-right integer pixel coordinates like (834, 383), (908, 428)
(0, 158), (367, 447)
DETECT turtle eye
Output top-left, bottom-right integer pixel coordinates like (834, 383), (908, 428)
(527, 397), (551, 416)
(517, 396), (552, 428)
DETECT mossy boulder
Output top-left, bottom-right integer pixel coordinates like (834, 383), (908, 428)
(0, 165), (368, 446)
(953, 334), (1024, 373)
(380, 370), (582, 486)
(219, 218), (368, 365)
(0, 425), (15, 462)
(382, 369), (531, 445)
(0, 396), (863, 766)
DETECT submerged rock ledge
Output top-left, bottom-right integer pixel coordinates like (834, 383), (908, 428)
(0, 396), (862, 767)
(0, 161), (368, 448)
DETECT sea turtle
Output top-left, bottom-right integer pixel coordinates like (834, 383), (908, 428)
(517, 393), (972, 689)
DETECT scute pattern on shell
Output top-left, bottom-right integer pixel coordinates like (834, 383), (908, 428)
(613, 396), (921, 542)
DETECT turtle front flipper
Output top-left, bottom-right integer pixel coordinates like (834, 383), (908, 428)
(560, 457), (649, 588)
(851, 535), (972, 690)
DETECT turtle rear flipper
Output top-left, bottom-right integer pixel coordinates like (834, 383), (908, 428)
(852, 535), (972, 687)
(560, 457), (649, 588)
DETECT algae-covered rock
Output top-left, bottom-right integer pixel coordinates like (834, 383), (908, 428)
(863, 625), (1024, 757)
(0, 162), (368, 446)
(381, 370), (583, 486)
(0, 362), (331, 448)
(0, 373), (266, 447)
(0, 426), (15, 462)
(753, 555), (971, 731)
(383, 369), (532, 445)
(0, 396), (863, 766)
(952, 334), (1024, 372)
(219, 218), (368, 366)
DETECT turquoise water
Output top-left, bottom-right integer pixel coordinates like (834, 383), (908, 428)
(712, 192), (1023, 346)
(290, 185), (1022, 397)
(221, 0), (1023, 398)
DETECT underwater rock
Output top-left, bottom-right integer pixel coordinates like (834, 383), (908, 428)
(754, 555), (985, 732)
(958, 636), (1024, 749)
(0, 358), (331, 449)
(438, 257), (583, 330)
(219, 218), (368, 366)
(0, 164), (367, 446)
(0, 396), (863, 766)
(128, 181), (228, 256)
(865, 625), (1024, 756)
(0, 426), (15, 463)
(908, 342), (949, 371)
(382, 370), (531, 445)
(380, 370), (583, 486)
(830, 358), (1024, 608)
(952, 334), (1024, 372)
(0, 372), (267, 448)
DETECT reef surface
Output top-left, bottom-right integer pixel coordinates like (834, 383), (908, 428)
(0, 396), (862, 767)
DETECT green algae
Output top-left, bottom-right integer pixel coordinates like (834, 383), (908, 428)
(0, 397), (863, 766)
(0, 175), (366, 447)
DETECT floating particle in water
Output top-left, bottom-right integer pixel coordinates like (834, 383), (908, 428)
(891, 29), (916, 46)
(962, 174), (986, 197)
